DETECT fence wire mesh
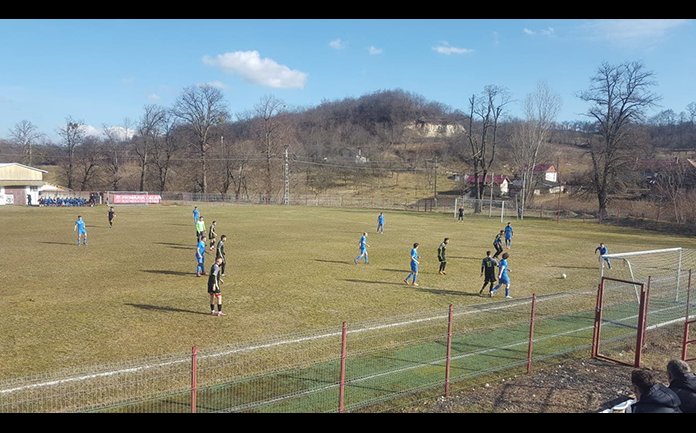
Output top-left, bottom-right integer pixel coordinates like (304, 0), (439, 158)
(0, 286), (689, 413)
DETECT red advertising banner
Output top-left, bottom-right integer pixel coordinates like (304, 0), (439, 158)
(112, 194), (161, 204)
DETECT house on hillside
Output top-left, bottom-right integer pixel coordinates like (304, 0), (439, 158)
(0, 162), (47, 205)
(510, 163), (565, 196)
(533, 163), (557, 182)
(459, 174), (510, 197)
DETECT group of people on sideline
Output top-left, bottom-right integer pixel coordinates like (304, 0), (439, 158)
(626, 359), (696, 413)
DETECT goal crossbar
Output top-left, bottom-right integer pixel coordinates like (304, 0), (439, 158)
(602, 247), (682, 259)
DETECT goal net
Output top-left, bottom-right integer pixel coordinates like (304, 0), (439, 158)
(599, 248), (696, 303)
(453, 197), (513, 222)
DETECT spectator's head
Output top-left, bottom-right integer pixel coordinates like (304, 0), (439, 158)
(502, 252), (509, 260)
(667, 359), (692, 382)
(631, 369), (657, 399)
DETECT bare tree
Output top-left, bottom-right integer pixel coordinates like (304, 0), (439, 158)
(653, 158), (689, 223)
(8, 120), (43, 166)
(579, 61), (660, 220)
(687, 102), (696, 125)
(75, 136), (101, 191)
(512, 82), (561, 218)
(56, 117), (86, 189)
(251, 95), (287, 203)
(464, 85), (512, 212)
(151, 111), (184, 192)
(172, 85), (230, 193)
(134, 106), (166, 191)
(102, 124), (128, 191)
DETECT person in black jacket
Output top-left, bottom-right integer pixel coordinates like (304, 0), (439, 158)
(667, 359), (696, 413)
(628, 368), (681, 413)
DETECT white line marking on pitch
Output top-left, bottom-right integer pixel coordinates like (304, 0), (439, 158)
(0, 291), (589, 396)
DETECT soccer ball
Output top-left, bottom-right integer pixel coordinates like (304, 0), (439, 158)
(561, 273), (567, 279)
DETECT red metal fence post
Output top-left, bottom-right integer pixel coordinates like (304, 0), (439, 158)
(635, 277), (651, 368)
(191, 346), (198, 413)
(527, 294), (537, 374)
(592, 282), (604, 358)
(444, 304), (453, 397)
(683, 270), (693, 361)
(338, 321), (347, 413)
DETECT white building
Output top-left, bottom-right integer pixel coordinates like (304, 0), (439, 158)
(0, 163), (47, 205)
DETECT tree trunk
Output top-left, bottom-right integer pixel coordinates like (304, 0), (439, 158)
(597, 189), (608, 222)
(200, 142), (207, 194)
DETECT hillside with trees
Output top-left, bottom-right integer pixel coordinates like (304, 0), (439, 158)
(2, 61), (696, 224)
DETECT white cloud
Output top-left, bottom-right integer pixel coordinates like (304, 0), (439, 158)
(202, 51), (307, 89)
(368, 46), (383, 55)
(432, 42), (473, 55)
(104, 125), (135, 141)
(329, 38), (345, 49)
(199, 80), (227, 90)
(147, 93), (160, 102)
(81, 125), (134, 141)
(523, 27), (555, 36)
(81, 124), (101, 137)
(586, 19), (689, 42)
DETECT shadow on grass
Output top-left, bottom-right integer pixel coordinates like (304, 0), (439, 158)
(142, 269), (193, 276)
(412, 287), (481, 297)
(126, 303), (210, 316)
(343, 278), (408, 286)
(448, 256), (484, 260)
(545, 264), (596, 270)
(379, 268), (407, 273)
(40, 241), (74, 245)
(314, 259), (352, 265)
(155, 242), (192, 250)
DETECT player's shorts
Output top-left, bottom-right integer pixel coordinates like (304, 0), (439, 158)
(484, 274), (497, 283)
(360, 247), (367, 253)
(78, 230), (86, 235)
(410, 262), (418, 273)
(499, 276), (510, 285)
(505, 236), (511, 240)
(208, 285), (221, 294)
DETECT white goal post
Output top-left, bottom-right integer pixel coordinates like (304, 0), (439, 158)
(600, 247), (683, 303)
(454, 197), (508, 222)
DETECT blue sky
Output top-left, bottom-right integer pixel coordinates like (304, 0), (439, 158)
(0, 19), (694, 141)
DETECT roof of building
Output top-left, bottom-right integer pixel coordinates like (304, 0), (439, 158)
(0, 162), (48, 173)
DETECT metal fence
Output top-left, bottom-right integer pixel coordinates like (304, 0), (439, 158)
(0, 289), (639, 413)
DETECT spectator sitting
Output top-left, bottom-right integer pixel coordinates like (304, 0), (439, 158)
(667, 359), (696, 413)
(627, 368), (681, 413)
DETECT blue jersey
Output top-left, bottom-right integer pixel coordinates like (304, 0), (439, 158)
(197, 240), (206, 259)
(359, 235), (367, 249)
(75, 219), (86, 233)
(498, 259), (509, 280)
(193, 209), (200, 222)
(378, 214), (384, 224)
(410, 248), (419, 264)
(597, 246), (608, 255)
(504, 225), (513, 239)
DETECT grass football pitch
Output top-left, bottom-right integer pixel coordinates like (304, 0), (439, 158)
(1, 203), (694, 381)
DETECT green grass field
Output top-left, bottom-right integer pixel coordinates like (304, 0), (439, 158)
(1, 203), (695, 382)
